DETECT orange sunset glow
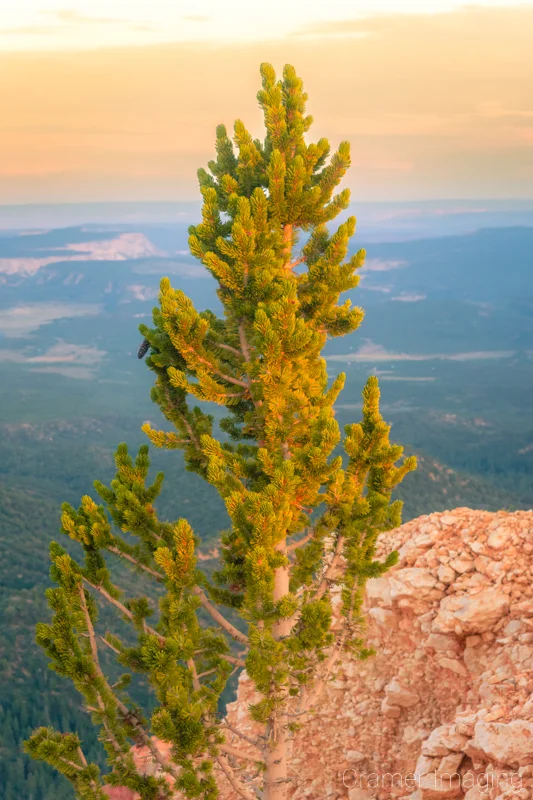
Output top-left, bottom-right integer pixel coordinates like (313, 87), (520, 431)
(1, 1), (532, 203)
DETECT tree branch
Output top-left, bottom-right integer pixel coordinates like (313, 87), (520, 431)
(238, 323), (252, 363)
(185, 346), (251, 390)
(220, 654), (246, 668)
(288, 256), (305, 270)
(82, 578), (164, 643)
(85, 576), (247, 673)
(79, 586), (101, 671)
(219, 743), (261, 763)
(162, 385), (206, 463)
(312, 534), (345, 600)
(215, 754), (258, 800)
(287, 529), (315, 552)
(77, 587), (129, 757)
(238, 322), (262, 409)
(300, 581), (358, 713)
(215, 370), (250, 391)
(221, 721), (264, 752)
(282, 224), (293, 270)
(187, 658), (202, 693)
(80, 582), (182, 784)
(193, 586), (249, 646)
(107, 546), (164, 580)
(216, 342), (243, 358)
(99, 635), (121, 655)
(59, 757), (83, 773)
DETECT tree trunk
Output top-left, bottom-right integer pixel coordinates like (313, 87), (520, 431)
(265, 540), (291, 800)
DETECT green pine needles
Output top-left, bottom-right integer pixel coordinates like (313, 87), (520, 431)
(26, 63), (416, 800)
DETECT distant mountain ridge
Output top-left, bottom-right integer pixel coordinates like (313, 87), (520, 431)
(1, 199), (532, 240)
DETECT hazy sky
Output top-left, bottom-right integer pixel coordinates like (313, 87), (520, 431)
(1, 1), (532, 203)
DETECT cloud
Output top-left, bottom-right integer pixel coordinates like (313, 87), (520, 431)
(182, 15), (210, 23)
(391, 292), (426, 302)
(0, 339), (106, 379)
(29, 365), (97, 380)
(291, 6), (533, 42)
(0, 349), (20, 362)
(2, 9), (151, 36)
(26, 340), (106, 366)
(0, 25), (64, 36)
(1, 4), (532, 202)
(377, 375), (436, 381)
(48, 9), (126, 25)
(292, 19), (373, 39)
(363, 259), (407, 272)
(125, 284), (158, 302)
(327, 340), (515, 363)
(362, 285), (392, 293)
(133, 259), (207, 278)
(0, 302), (101, 337)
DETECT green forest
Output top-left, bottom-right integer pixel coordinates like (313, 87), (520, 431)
(0, 402), (529, 798)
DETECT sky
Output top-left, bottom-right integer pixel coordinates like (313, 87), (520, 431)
(1, 1), (532, 203)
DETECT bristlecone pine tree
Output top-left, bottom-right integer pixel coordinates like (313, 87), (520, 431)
(26, 63), (416, 800)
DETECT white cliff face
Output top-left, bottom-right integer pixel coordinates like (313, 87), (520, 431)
(106, 508), (533, 800)
(0, 233), (165, 276)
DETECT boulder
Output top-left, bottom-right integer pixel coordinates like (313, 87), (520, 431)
(433, 587), (509, 635)
(473, 719), (533, 766)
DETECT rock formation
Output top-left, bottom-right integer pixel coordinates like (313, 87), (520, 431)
(106, 508), (533, 799)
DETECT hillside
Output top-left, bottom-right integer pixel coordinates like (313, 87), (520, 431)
(0, 482), (100, 800)
(0, 429), (527, 800)
(1, 221), (532, 798)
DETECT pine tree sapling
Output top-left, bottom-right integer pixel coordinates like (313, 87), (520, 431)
(26, 63), (416, 800)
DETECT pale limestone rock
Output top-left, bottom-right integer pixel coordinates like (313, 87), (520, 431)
(381, 697), (402, 718)
(449, 557), (474, 574)
(424, 633), (461, 653)
(433, 587), (510, 635)
(385, 677), (420, 708)
(462, 789), (487, 800)
(367, 607), (398, 629)
(454, 716), (476, 737)
(422, 728), (453, 757)
(345, 750), (366, 762)
(415, 754), (436, 779)
(404, 726), (431, 745)
(437, 657), (468, 676)
(365, 576), (392, 608)
(348, 789), (375, 800)
(503, 619), (523, 636)
(438, 564), (457, 584)
(391, 568), (437, 597)
(436, 753), (464, 775)
(487, 526), (513, 550)
(418, 771), (462, 798)
(473, 719), (533, 766)
(422, 726), (469, 756)
(440, 515), (458, 526)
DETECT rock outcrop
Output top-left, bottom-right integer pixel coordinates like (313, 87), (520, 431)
(107, 508), (533, 799)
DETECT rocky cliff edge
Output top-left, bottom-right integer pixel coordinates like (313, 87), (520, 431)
(108, 508), (533, 800)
